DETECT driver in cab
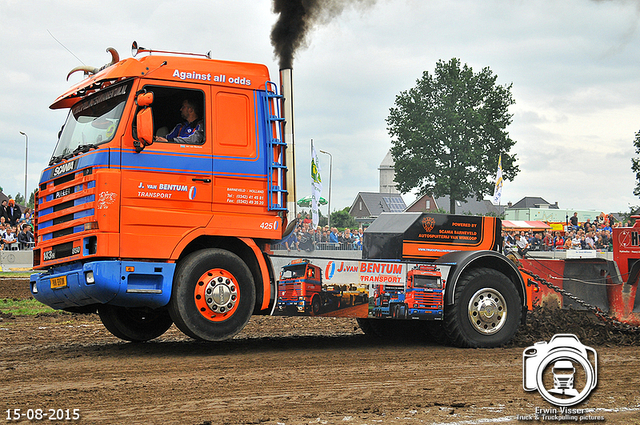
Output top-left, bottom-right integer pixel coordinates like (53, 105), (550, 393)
(154, 98), (203, 144)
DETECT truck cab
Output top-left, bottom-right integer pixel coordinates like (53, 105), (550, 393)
(31, 45), (289, 342)
(404, 265), (444, 318)
(277, 259), (323, 315)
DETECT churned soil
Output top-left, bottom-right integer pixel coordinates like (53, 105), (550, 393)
(2, 277), (639, 424)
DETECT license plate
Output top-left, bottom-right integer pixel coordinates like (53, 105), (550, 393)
(54, 186), (74, 199)
(50, 276), (67, 289)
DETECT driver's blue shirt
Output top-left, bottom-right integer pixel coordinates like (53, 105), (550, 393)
(166, 120), (203, 144)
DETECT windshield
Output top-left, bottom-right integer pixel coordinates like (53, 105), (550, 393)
(280, 264), (307, 279)
(51, 82), (131, 163)
(413, 274), (440, 288)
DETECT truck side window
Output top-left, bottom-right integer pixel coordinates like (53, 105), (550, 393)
(140, 86), (206, 145)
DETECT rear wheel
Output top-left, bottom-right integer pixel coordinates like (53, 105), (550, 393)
(168, 249), (255, 341)
(98, 305), (173, 342)
(445, 267), (521, 348)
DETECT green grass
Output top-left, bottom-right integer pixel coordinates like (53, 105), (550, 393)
(0, 271), (32, 278)
(0, 298), (61, 316)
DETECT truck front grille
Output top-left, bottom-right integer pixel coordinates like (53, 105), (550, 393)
(35, 166), (96, 265)
(414, 290), (443, 309)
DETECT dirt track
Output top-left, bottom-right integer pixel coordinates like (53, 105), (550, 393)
(2, 278), (640, 424)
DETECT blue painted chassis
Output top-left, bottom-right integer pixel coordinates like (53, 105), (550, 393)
(30, 260), (176, 310)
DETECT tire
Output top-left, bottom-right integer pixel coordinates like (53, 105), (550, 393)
(400, 303), (409, 320)
(98, 305), (173, 342)
(390, 304), (397, 319)
(445, 267), (521, 348)
(424, 321), (450, 345)
(168, 248), (256, 341)
(310, 295), (321, 316)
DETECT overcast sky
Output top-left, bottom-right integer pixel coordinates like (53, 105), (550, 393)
(1, 0), (639, 215)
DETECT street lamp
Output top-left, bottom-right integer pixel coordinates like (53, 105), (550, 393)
(19, 131), (28, 206)
(319, 149), (332, 229)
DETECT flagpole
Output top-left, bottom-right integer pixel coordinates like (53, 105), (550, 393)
(492, 154), (503, 208)
(320, 149), (332, 229)
(310, 139), (322, 230)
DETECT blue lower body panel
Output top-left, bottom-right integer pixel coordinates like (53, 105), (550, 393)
(30, 260), (176, 310)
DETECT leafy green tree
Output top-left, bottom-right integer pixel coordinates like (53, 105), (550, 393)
(387, 58), (519, 213)
(632, 130), (640, 197)
(14, 193), (24, 206)
(331, 207), (358, 229)
(28, 189), (36, 209)
(318, 213), (328, 227)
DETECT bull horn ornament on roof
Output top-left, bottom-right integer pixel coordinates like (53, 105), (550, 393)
(66, 47), (120, 81)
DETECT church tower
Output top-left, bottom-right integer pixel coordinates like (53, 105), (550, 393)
(379, 150), (399, 194)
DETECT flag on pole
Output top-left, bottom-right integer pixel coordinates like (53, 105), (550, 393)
(311, 140), (322, 229)
(492, 154), (503, 205)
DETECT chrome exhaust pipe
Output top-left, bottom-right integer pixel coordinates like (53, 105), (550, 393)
(280, 68), (297, 235)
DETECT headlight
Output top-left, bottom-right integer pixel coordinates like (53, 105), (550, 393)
(85, 271), (95, 284)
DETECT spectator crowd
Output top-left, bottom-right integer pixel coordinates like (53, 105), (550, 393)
(277, 211), (627, 257)
(503, 212), (619, 257)
(0, 199), (34, 251)
(0, 197), (630, 258)
(277, 213), (364, 252)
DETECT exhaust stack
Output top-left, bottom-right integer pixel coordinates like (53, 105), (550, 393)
(280, 68), (297, 234)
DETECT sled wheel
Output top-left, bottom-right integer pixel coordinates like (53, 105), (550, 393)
(310, 295), (321, 316)
(169, 249), (255, 341)
(445, 267), (521, 348)
(98, 305), (173, 342)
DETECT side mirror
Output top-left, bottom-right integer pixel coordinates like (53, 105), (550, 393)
(137, 92), (154, 107)
(134, 92), (154, 152)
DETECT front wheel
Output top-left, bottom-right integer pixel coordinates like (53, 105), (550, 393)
(445, 267), (521, 348)
(309, 295), (321, 316)
(98, 305), (173, 342)
(168, 249), (256, 341)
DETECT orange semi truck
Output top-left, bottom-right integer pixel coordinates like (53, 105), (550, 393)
(30, 43), (530, 348)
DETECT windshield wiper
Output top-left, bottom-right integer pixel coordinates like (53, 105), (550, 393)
(72, 144), (99, 156)
(48, 143), (97, 166)
(49, 155), (63, 166)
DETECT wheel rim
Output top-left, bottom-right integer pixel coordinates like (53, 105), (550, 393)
(467, 288), (507, 335)
(194, 268), (240, 322)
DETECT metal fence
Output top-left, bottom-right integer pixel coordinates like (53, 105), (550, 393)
(1, 242), (35, 251)
(272, 241), (362, 252)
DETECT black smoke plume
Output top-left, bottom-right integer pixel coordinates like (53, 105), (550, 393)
(271, 0), (376, 69)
